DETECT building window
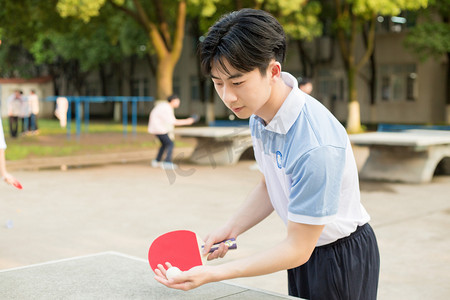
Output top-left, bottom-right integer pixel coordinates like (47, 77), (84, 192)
(381, 76), (390, 100)
(131, 78), (149, 96)
(377, 64), (417, 102)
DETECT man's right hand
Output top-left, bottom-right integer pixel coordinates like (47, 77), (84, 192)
(202, 227), (236, 261)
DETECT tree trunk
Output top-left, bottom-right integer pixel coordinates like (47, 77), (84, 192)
(346, 66), (362, 133)
(156, 56), (174, 100)
(148, 0), (186, 100)
(344, 12), (363, 134)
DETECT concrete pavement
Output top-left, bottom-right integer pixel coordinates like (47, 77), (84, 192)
(1, 146), (449, 299)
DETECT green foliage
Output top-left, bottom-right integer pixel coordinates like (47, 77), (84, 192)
(57, 0), (107, 22)
(334, 0), (429, 36)
(281, 1), (322, 41)
(0, 44), (36, 78)
(408, 23), (450, 60)
(0, 0), (63, 46)
(188, 0), (220, 17)
(404, 0), (450, 61)
(350, 0), (428, 18)
(0, 0), (148, 79)
(29, 23), (118, 71)
(188, 0), (322, 41)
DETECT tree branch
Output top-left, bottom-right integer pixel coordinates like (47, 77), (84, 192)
(356, 14), (376, 71)
(130, 0), (169, 59)
(334, 0), (349, 68)
(152, 0), (172, 49)
(171, 0), (186, 65)
(108, 0), (148, 31)
(132, 0), (153, 31)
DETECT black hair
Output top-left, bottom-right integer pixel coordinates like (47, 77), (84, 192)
(167, 94), (179, 102)
(297, 77), (311, 86)
(200, 8), (286, 76)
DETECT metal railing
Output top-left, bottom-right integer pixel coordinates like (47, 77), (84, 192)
(45, 96), (154, 139)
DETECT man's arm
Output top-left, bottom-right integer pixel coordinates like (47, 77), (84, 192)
(202, 176), (274, 259)
(0, 149), (6, 175)
(0, 149), (15, 185)
(173, 117), (195, 126)
(155, 220), (324, 290)
(213, 221), (323, 278)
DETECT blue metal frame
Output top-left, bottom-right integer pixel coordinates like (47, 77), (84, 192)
(377, 123), (450, 132)
(45, 96), (154, 139)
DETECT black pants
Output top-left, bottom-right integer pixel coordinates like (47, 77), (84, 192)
(9, 116), (19, 137)
(288, 223), (380, 300)
(155, 134), (174, 162)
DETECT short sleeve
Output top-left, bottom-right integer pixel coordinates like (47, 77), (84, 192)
(287, 145), (346, 225)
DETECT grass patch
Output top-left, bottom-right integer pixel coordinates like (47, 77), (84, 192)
(2, 118), (175, 161)
(5, 144), (83, 160)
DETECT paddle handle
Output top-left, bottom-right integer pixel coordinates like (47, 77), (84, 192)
(203, 238), (237, 253)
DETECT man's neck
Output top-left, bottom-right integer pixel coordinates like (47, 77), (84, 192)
(257, 77), (292, 125)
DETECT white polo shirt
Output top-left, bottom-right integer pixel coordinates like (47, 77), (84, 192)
(250, 72), (369, 246)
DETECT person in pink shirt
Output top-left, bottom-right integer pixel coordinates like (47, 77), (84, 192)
(148, 94), (195, 169)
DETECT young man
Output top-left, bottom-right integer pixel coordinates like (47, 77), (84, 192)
(148, 94), (195, 170)
(154, 9), (380, 299)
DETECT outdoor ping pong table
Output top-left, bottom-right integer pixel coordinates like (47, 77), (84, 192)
(0, 252), (297, 299)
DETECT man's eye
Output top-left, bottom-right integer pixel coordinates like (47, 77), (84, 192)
(233, 81), (243, 86)
(213, 81), (223, 86)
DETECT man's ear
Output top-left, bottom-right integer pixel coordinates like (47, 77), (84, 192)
(268, 60), (282, 81)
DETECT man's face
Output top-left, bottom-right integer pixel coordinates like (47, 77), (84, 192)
(210, 59), (273, 119)
(170, 98), (180, 108)
(300, 83), (313, 95)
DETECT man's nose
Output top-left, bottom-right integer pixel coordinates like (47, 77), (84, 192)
(222, 85), (237, 104)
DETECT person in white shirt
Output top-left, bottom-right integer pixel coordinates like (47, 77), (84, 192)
(148, 94), (195, 169)
(55, 97), (69, 128)
(28, 90), (40, 134)
(154, 9), (379, 300)
(7, 90), (22, 138)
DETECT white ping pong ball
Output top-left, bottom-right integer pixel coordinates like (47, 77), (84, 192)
(166, 266), (182, 280)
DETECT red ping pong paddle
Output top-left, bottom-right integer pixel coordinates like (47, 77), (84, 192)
(148, 230), (236, 272)
(3, 176), (22, 189)
(12, 179), (23, 190)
